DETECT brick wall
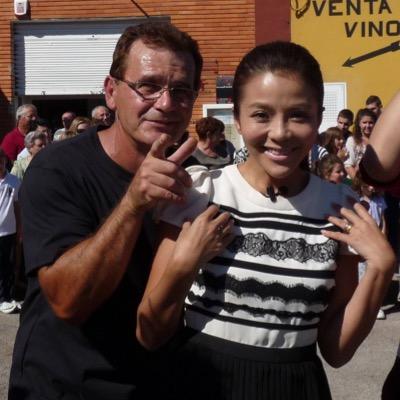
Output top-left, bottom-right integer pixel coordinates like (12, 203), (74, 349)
(0, 0), (256, 135)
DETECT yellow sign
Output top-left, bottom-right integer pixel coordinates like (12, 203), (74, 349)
(291, 0), (400, 112)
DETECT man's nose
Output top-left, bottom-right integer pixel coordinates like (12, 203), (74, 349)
(154, 89), (174, 111)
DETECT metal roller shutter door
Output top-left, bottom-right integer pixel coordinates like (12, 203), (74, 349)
(13, 18), (165, 96)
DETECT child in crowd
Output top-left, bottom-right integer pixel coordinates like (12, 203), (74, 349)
(316, 154), (346, 184)
(352, 172), (387, 319)
(322, 127), (348, 161)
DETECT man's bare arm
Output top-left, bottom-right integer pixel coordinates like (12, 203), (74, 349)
(363, 91), (400, 182)
(38, 134), (196, 325)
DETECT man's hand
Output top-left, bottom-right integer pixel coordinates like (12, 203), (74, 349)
(126, 134), (197, 214)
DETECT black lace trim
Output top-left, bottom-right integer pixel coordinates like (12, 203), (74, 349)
(187, 291), (323, 321)
(186, 304), (319, 331)
(228, 234), (338, 262)
(194, 270), (333, 305)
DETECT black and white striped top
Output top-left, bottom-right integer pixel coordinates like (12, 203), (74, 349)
(159, 165), (357, 349)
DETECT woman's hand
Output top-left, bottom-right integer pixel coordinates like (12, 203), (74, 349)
(170, 204), (235, 277)
(322, 202), (395, 274)
(337, 148), (349, 161)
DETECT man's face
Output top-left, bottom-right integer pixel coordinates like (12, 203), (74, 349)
(62, 112), (75, 129)
(337, 116), (352, 131)
(94, 107), (112, 126)
(36, 125), (52, 142)
(366, 102), (382, 116)
(19, 107), (38, 132)
(105, 40), (196, 150)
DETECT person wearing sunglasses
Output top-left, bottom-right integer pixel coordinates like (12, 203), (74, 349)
(60, 116), (92, 140)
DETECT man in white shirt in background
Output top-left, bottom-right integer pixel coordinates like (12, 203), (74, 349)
(91, 105), (112, 127)
(53, 111), (76, 141)
(0, 149), (21, 314)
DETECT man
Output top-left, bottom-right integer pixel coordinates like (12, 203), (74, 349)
(91, 105), (112, 127)
(1, 104), (38, 162)
(366, 94), (383, 117)
(360, 91), (400, 400)
(0, 149), (21, 314)
(53, 111), (76, 141)
(35, 117), (52, 143)
(336, 108), (354, 140)
(8, 21), (201, 399)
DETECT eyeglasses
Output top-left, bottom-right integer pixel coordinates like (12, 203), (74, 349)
(113, 77), (198, 103)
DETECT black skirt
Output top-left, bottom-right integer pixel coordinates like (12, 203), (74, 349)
(154, 328), (332, 400)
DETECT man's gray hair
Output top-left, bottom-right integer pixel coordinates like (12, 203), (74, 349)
(91, 105), (108, 119)
(16, 104), (37, 121)
(24, 130), (47, 149)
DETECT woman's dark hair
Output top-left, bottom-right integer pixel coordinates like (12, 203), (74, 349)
(322, 127), (344, 154)
(353, 108), (377, 145)
(232, 41), (324, 118)
(195, 117), (225, 141)
(316, 154), (343, 180)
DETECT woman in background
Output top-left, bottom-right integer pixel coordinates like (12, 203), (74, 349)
(11, 131), (47, 180)
(60, 116), (92, 140)
(344, 108), (377, 179)
(185, 116), (233, 170)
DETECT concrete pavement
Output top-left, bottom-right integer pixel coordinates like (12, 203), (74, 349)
(1, 305), (399, 399)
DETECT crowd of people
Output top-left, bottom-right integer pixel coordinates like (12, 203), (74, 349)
(0, 20), (399, 400)
(0, 103), (112, 313)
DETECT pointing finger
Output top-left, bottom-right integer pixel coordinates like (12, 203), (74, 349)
(149, 134), (173, 160)
(168, 137), (197, 165)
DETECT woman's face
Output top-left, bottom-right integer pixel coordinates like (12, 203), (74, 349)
(327, 163), (345, 184)
(359, 115), (375, 138)
(29, 139), (46, 156)
(334, 136), (344, 150)
(76, 123), (90, 134)
(235, 71), (320, 186)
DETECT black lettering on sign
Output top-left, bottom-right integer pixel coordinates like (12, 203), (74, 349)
(345, 22), (358, 37)
(312, 0), (327, 16)
(345, 20), (400, 37)
(312, 0), (392, 16)
(347, 0), (361, 14)
(387, 20), (400, 36)
(380, 0), (392, 14)
(330, 0), (342, 15)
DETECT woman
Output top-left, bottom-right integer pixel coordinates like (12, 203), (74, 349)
(344, 108), (377, 179)
(137, 42), (395, 399)
(185, 116), (233, 169)
(60, 116), (91, 140)
(11, 130), (47, 179)
(323, 126), (348, 161)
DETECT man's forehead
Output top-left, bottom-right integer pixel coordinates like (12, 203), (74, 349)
(127, 39), (195, 74)
(24, 107), (36, 115)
